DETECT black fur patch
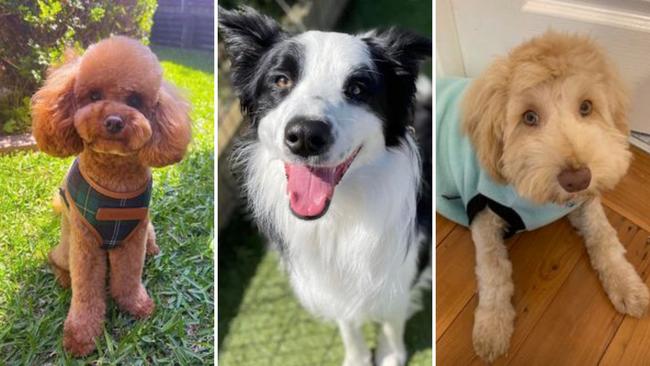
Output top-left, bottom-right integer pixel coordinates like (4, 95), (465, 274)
(362, 28), (431, 146)
(218, 6), (289, 124)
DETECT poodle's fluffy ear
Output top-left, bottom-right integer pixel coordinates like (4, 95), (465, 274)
(218, 6), (285, 110)
(138, 82), (192, 167)
(462, 58), (510, 182)
(31, 55), (83, 157)
(605, 66), (630, 136)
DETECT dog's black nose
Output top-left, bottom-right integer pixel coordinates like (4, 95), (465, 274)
(558, 167), (591, 193)
(284, 118), (333, 157)
(104, 115), (124, 134)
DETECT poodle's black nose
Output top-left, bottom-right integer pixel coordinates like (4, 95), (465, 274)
(104, 115), (124, 134)
(284, 118), (333, 157)
(558, 167), (591, 193)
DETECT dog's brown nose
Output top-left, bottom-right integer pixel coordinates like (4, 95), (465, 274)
(557, 167), (591, 193)
(104, 115), (124, 134)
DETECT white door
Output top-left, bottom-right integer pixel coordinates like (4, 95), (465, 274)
(437, 0), (650, 152)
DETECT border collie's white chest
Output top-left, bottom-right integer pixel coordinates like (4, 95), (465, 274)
(243, 137), (421, 321)
(284, 224), (419, 321)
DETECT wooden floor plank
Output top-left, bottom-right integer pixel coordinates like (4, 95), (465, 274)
(436, 226), (477, 340)
(598, 234), (650, 366)
(506, 221), (650, 366)
(437, 217), (586, 365)
(603, 146), (650, 233)
(599, 296), (650, 366)
(436, 213), (457, 247)
(599, 299), (650, 366)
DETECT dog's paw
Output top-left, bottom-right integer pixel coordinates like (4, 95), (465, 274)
(129, 294), (155, 319)
(601, 263), (649, 318)
(114, 286), (155, 319)
(342, 353), (373, 366)
(375, 332), (406, 366)
(472, 304), (515, 363)
(375, 353), (405, 366)
(49, 263), (71, 288)
(63, 317), (100, 357)
(146, 241), (160, 256)
(63, 334), (96, 357)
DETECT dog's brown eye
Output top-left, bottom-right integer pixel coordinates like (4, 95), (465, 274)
(89, 90), (102, 102)
(127, 93), (143, 109)
(579, 100), (593, 117)
(345, 81), (368, 101)
(349, 83), (362, 96)
(522, 110), (539, 126)
(275, 75), (292, 89)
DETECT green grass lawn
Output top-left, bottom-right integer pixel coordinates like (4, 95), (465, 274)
(0, 46), (214, 364)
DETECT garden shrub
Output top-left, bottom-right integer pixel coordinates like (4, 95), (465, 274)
(0, 0), (157, 135)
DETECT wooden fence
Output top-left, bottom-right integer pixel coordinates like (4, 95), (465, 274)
(151, 0), (214, 50)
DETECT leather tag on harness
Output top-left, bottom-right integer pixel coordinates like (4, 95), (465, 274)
(96, 207), (148, 221)
(64, 158), (152, 250)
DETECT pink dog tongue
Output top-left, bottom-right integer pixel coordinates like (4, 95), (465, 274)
(285, 164), (337, 218)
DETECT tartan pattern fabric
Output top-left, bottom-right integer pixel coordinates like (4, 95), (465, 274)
(62, 159), (152, 249)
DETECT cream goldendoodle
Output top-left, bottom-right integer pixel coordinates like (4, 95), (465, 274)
(437, 31), (649, 362)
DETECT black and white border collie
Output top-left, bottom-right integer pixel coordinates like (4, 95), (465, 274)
(219, 6), (432, 366)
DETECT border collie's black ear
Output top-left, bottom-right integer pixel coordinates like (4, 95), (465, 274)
(218, 6), (285, 96)
(362, 29), (431, 146)
(364, 28), (431, 77)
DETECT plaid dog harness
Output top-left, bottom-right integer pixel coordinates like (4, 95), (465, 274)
(60, 159), (152, 249)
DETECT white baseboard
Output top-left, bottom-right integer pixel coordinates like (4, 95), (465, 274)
(630, 132), (650, 154)
(523, 0), (650, 33)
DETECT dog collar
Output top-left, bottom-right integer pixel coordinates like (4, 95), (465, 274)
(60, 158), (152, 249)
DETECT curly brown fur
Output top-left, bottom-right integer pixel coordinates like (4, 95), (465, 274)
(31, 36), (191, 357)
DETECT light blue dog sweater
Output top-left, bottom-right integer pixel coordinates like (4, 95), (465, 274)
(436, 77), (579, 237)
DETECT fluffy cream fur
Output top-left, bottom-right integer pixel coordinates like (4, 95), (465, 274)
(461, 31), (649, 362)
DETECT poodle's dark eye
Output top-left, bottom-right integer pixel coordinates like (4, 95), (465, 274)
(274, 75), (292, 90)
(522, 110), (539, 126)
(579, 100), (593, 117)
(89, 90), (102, 102)
(127, 93), (143, 109)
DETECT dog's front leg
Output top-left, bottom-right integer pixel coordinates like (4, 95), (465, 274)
(569, 197), (649, 317)
(63, 227), (107, 357)
(109, 224), (154, 319)
(470, 209), (515, 362)
(338, 320), (372, 366)
(375, 314), (407, 366)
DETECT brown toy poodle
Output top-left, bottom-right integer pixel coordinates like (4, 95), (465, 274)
(31, 36), (192, 357)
